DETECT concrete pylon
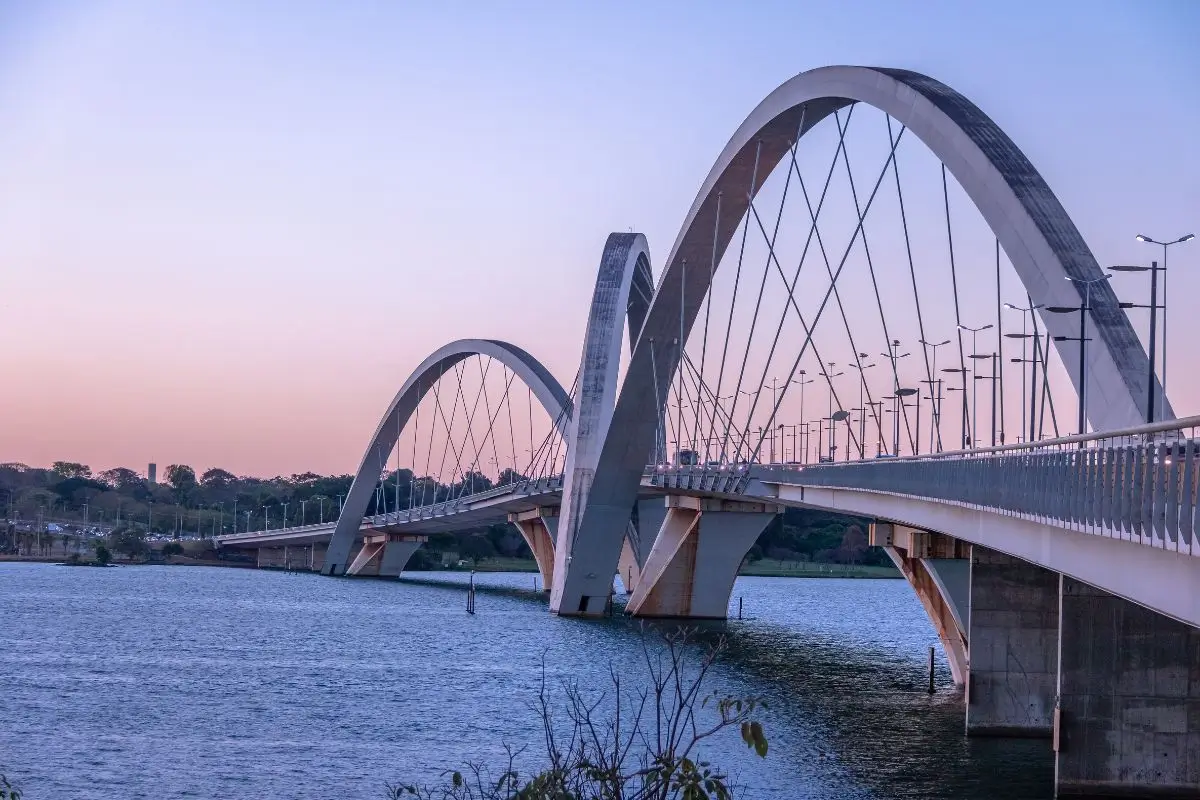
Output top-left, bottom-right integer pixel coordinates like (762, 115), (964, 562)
(509, 508), (558, 591)
(966, 545), (1059, 737)
(346, 533), (426, 577)
(1055, 577), (1200, 796)
(872, 523), (970, 686)
(618, 498), (668, 595)
(626, 497), (778, 619)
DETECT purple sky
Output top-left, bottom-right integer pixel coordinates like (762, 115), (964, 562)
(0, 0), (1196, 478)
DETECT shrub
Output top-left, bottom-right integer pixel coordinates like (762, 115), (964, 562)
(387, 629), (768, 799)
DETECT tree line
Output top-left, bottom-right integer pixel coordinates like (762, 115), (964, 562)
(0, 460), (882, 567)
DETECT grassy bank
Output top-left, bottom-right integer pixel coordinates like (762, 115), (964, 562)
(738, 559), (898, 578)
(439, 557), (898, 579)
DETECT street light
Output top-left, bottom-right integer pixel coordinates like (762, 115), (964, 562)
(1004, 302), (1045, 442)
(1136, 233), (1194, 411)
(1111, 262), (1166, 423)
(848, 359), (876, 459)
(957, 324), (993, 448)
(919, 339), (951, 451)
(1049, 273), (1113, 435)
(895, 388), (918, 455)
(942, 366), (969, 447)
(818, 363), (844, 462)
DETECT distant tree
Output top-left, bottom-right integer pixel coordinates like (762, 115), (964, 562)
(838, 525), (868, 564)
(94, 543), (112, 566)
(108, 526), (149, 560)
(162, 542), (184, 558)
(51, 461), (92, 479)
(165, 465), (197, 502)
(459, 535), (496, 565)
(200, 467), (237, 490)
(98, 467), (148, 496)
(496, 467), (528, 486)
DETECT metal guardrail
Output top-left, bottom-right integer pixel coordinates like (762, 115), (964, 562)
(218, 476), (566, 543)
(755, 416), (1200, 557)
(220, 417), (1200, 558)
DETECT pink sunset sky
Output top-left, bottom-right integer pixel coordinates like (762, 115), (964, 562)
(0, 1), (1196, 479)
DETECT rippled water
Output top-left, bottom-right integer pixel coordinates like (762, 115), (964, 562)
(0, 563), (1052, 798)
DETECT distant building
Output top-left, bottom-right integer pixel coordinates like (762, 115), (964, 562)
(148, 463), (157, 484)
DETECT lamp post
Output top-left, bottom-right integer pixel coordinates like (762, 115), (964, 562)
(1111, 262), (1166, 422)
(830, 410), (850, 462)
(818, 364), (844, 462)
(880, 340), (910, 455)
(957, 323), (993, 448)
(919, 339), (950, 452)
(973, 353), (999, 446)
(848, 358), (875, 459)
(867, 400), (884, 457)
(895, 388), (918, 455)
(1049, 273), (1112, 436)
(1135, 233), (1194, 414)
(942, 366), (969, 447)
(1003, 302), (1045, 441)
(793, 371), (813, 460)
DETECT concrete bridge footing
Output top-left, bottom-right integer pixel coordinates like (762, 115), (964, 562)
(509, 508), (558, 591)
(346, 534), (426, 577)
(626, 497), (779, 619)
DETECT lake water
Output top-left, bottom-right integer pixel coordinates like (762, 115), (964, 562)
(0, 563), (1052, 798)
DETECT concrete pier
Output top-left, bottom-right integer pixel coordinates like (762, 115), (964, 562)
(626, 497), (777, 619)
(509, 508), (558, 591)
(1055, 577), (1200, 797)
(966, 546), (1060, 737)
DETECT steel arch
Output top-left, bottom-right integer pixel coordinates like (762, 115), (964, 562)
(550, 64), (1166, 614)
(322, 338), (570, 575)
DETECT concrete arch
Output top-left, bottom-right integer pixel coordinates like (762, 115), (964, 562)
(552, 233), (657, 614)
(551, 65), (1165, 615)
(322, 339), (570, 575)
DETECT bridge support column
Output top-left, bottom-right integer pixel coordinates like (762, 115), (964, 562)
(965, 545), (1059, 737)
(626, 497), (778, 619)
(509, 508), (558, 591)
(346, 533), (426, 577)
(873, 523), (970, 686)
(1055, 577), (1200, 797)
(619, 498), (667, 595)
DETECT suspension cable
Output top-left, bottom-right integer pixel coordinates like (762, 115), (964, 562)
(943, 162), (971, 448)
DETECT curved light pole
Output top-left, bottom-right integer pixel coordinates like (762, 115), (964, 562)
(1136, 233), (1193, 415)
(880, 341), (910, 455)
(848, 359), (876, 459)
(957, 323), (993, 447)
(1003, 302), (1045, 441)
(818, 364), (844, 462)
(1049, 273), (1113, 435)
(1110, 263), (1164, 422)
(919, 339), (950, 451)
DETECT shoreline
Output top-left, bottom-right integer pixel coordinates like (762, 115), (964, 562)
(2, 555), (899, 579)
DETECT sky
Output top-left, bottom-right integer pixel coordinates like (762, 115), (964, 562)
(0, 0), (1196, 478)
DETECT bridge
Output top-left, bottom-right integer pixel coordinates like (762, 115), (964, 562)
(216, 66), (1199, 796)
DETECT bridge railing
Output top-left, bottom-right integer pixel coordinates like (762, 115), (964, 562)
(366, 475), (565, 527)
(754, 416), (1200, 557)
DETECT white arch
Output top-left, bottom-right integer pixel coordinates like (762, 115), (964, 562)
(552, 233), (656, 614)
(322, 339), (569, 575)
(550, 65), (1165, 614)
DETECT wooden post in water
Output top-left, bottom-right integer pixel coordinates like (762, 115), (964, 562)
(467, 571), (476, 614)
(927, 646), (935, 694)
(738, 596), (743, 620)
